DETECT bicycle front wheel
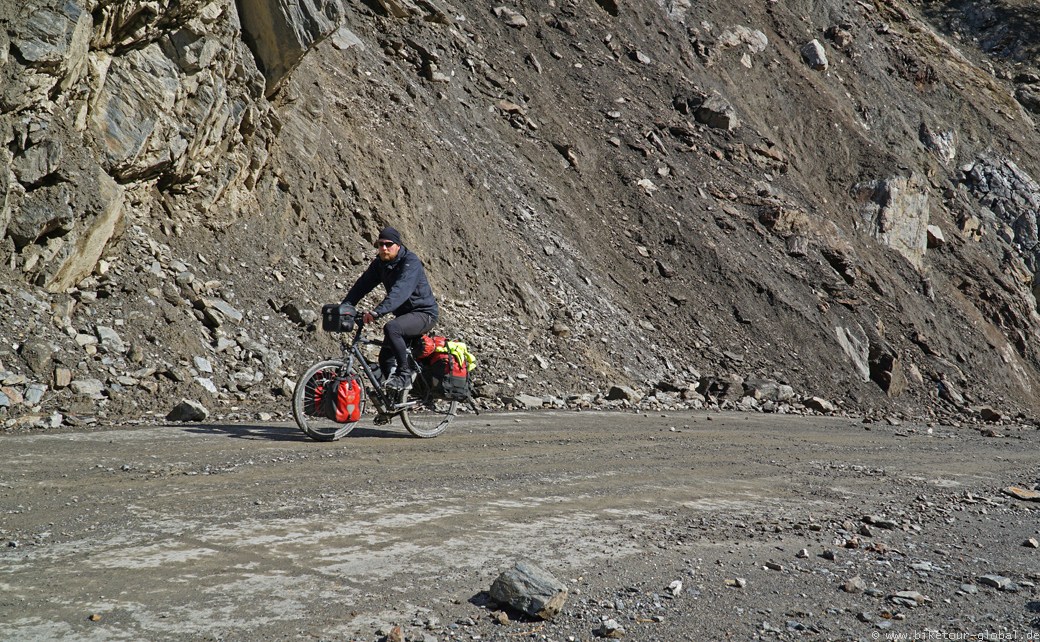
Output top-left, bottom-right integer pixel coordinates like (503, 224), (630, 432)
(400, 374), (458, 438)
(292, 359), (365, 441)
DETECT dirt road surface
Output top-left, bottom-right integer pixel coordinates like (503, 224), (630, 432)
(2, 411), (1038, 641)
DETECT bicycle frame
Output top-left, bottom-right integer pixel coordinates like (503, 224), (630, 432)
(337, 318), (418, 415)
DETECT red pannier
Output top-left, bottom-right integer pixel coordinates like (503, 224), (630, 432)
(315, 376), (362, 423)
(416, 335), (471, 401)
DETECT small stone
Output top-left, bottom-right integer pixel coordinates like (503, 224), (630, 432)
(1024, 538), (1039, 549)
(193, 356), (213, 374)
(843, 576), (867, 594)
(594, 618), (625, 639)
(53, 367), (73, 388)
(95, 325), (126, 353)
(978, 575), (1017, 592)
(194, 377), (218, 394)
(666, 580), (682, 597)
(863, 515), (899, 530)
(725, 578), (748, 588)
(70, 379), (105, 398)
(889, 591), (928, 607)
(493, 6), (528, 28)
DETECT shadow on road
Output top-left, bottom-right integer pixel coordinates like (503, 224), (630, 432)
(184, 423), (406, 440)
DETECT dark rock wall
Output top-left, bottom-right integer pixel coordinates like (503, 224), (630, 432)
(2, 0), (1040, 426)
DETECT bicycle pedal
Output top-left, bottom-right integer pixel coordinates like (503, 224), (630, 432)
(373, 413), (392, 426)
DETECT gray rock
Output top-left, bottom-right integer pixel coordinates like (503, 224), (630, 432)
(194, 377), (218, 394)
(18, 340), (54, 375)
(803, 396), (835, 413)
(863, 515), (899, 530)
(13, 1), (91, 75)
(594, 618), (626, 638)
(840, 574), (865, 595)
(95, 325), (126, 353)
(853, 175), (930, 269)
(12, 138), (64, 186)
(489, 561), (568, 620)
(281, 302), (315, 325)
(7, 183), (74, 248)
(695, 94), (740, 131)
(493, 6), (528, 28)
(43, 168), (126, 294)
(926, 225), (946, 248)
(330, 26), (364, 51)
(919, 122), (957, 166)
(24, 383), (47, 406)
(800, 39), (828, 71)
(742, 378), (795, 402)
(90, 44), (180, 176)
(606, 385), (641, 402)
(889, 590), (928, 607)
(835, 325), (870, 382)
(70, 378), (105, 398)
(232, 0), (345, 95)
(166, 399), (209, 422)
(507, 393), (545, 410)
(978, 574), (1017, 592)
(194, 356), (214, 374)
(53, 367), (72, 388)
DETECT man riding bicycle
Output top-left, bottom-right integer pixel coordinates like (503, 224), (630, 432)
(342, 226), (438, 392)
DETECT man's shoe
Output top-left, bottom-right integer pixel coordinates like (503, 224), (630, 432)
(385, 371), (414, 391)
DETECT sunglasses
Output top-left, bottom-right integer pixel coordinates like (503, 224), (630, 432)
(375, 241), (396, 248)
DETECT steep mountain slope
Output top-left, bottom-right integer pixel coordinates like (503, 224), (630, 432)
(2, 0), (1040, 427)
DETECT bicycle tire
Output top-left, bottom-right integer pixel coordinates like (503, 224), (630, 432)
(400, 372), (458, 438)
(292, 359), (365, 441)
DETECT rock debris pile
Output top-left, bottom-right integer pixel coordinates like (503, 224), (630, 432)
(3, 0), (1040, 430)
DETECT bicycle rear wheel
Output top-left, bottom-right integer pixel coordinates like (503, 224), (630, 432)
(400, 373), (458, 438)
(292, 359), (365, 441)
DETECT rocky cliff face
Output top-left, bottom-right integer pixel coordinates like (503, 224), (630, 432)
(3, 0), (1040, 429)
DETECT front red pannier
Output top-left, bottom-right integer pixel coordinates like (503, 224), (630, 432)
(316, 376), (362, 423)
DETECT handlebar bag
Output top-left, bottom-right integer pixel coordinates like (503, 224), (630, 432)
(322, 303), (356, 332)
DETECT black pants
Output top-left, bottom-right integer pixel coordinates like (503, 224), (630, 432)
(379, 311), (437, 377)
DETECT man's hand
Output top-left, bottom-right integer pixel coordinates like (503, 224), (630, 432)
(363, 311), (377, 324)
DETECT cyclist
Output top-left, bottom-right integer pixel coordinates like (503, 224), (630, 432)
(342, 226), (438, 391)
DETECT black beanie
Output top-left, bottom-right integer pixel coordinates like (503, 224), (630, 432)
(377, 227), (403, 246)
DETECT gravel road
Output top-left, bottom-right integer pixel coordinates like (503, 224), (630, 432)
(2, 411), (1038, 641)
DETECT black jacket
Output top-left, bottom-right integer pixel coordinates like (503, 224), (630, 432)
(343, 246), (439, 319)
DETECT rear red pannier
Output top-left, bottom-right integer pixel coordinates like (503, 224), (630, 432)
(417, 335), (472, 401)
